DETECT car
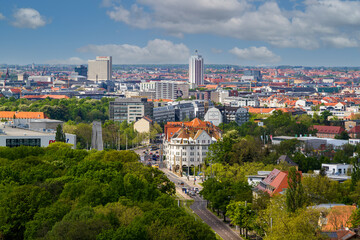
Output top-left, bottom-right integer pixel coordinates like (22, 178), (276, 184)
(179, 182), (185, 186)
(152, 164), (159, 169)
(188, 191), (196, 197)
(194, 187), (199, 193)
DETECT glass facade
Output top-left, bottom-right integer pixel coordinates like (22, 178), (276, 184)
(6, 138), (41, 147)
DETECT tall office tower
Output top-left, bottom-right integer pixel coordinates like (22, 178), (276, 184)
(87, 56), (112, 82)
(189, 50), (204, 86)
(91, 121), (103, 151)
(75, 65), (88, 77)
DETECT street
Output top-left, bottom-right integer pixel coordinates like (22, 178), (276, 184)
(136, 145), (242, 240)
(163, 169), (243, 240)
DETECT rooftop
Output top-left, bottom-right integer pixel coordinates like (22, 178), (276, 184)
(0, 123), (57, 136)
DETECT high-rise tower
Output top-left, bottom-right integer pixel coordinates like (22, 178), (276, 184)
(87, 56), (112, 82)
(189, 50), (204, 86)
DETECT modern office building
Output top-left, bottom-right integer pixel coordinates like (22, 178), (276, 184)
(109, 97), (154, 123)
(189, 50), (204, 86)
(153, 106), (176, 123)
(205, 106), (249, 126)
(75, 65), (88, 77)
(242, 70), (262, 81)
(88, 56), (112, 82)
(168, 100), (205, 121)
(155, 81), (190, 100)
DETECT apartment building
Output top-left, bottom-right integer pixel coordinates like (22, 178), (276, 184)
(164, 118), (221, 175)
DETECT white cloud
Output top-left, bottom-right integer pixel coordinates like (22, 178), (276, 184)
(78, 39), (190, 64)
(12, 8), (48, 29)
(104, 0), (360, 49)
(0, 13), (5, 20)
(47, 57), (86, 65)
(211, 48), (223, 54)
(229, 46), (281, 63)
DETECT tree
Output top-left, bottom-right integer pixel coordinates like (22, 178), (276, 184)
(55, 124), (66, 143)
(335, 131), (350, 140)
(285, 167), (306, 212)
(350, 205), (360, 228)
(227, 201), (255, 238)
(351, 159), (360, 190)
(302, 175), (340, 204)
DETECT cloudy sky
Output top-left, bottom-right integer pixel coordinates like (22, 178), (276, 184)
(2, 0), (360, 66)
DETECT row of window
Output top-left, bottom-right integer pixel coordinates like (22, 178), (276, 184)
(6, 138), (41, 147)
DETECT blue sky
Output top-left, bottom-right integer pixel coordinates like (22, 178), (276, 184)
(2, 0), (360, 66)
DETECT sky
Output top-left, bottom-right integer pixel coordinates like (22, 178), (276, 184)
(2, 0), (360, 66)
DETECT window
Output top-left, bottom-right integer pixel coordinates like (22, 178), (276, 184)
(190, 158), (194, 162)
(202, 146), (207, 150)
(190, 152), (195, 156)
(183, 152), (186, 156)
(6, 138), (41, 147)
(176, 152), (180, 156)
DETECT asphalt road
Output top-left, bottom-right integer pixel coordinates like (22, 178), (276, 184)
(164, 170), (242, 240)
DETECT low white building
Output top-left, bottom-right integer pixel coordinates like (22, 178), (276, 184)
(0, 123), (76, 148)
(321, 163), (352, 176)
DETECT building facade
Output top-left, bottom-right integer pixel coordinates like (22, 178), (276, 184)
(75, 65), (88, 77)
(153, 106), (176, 123)
(0, 122), (76, 148)
(189, 51), (204, 86)
(109, 97), (153, 123)
(163, 118), (222, 175)
(88, 56), (112, 81)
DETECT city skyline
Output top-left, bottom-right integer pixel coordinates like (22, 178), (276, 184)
(2, 0), (360, 66)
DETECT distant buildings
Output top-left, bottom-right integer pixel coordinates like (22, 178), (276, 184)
(189, 50), (204, 86)
(311, 125), (345, 138)
(242, 70), (262, 81)
(88, 56), (112, 82)
(75, 65), (88, 77)
(155, 81), (189, 100)
(109, 97), (153, 123)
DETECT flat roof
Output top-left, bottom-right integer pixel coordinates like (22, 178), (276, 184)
(0, 123), (56, 137)
(29, 119), (63, 123)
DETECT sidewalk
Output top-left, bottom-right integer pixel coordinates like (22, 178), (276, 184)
(162, 168), (204, 190)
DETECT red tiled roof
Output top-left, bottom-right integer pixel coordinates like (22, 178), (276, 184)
(0, 111), (46, 119)
(312, 125), (345, 134)
(256, 168), (302, 197)
(21, 95), (69, 99)
(10, 88), (21, 94)
(348, 125), (360, 134)
(322, 206), (356, 231)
